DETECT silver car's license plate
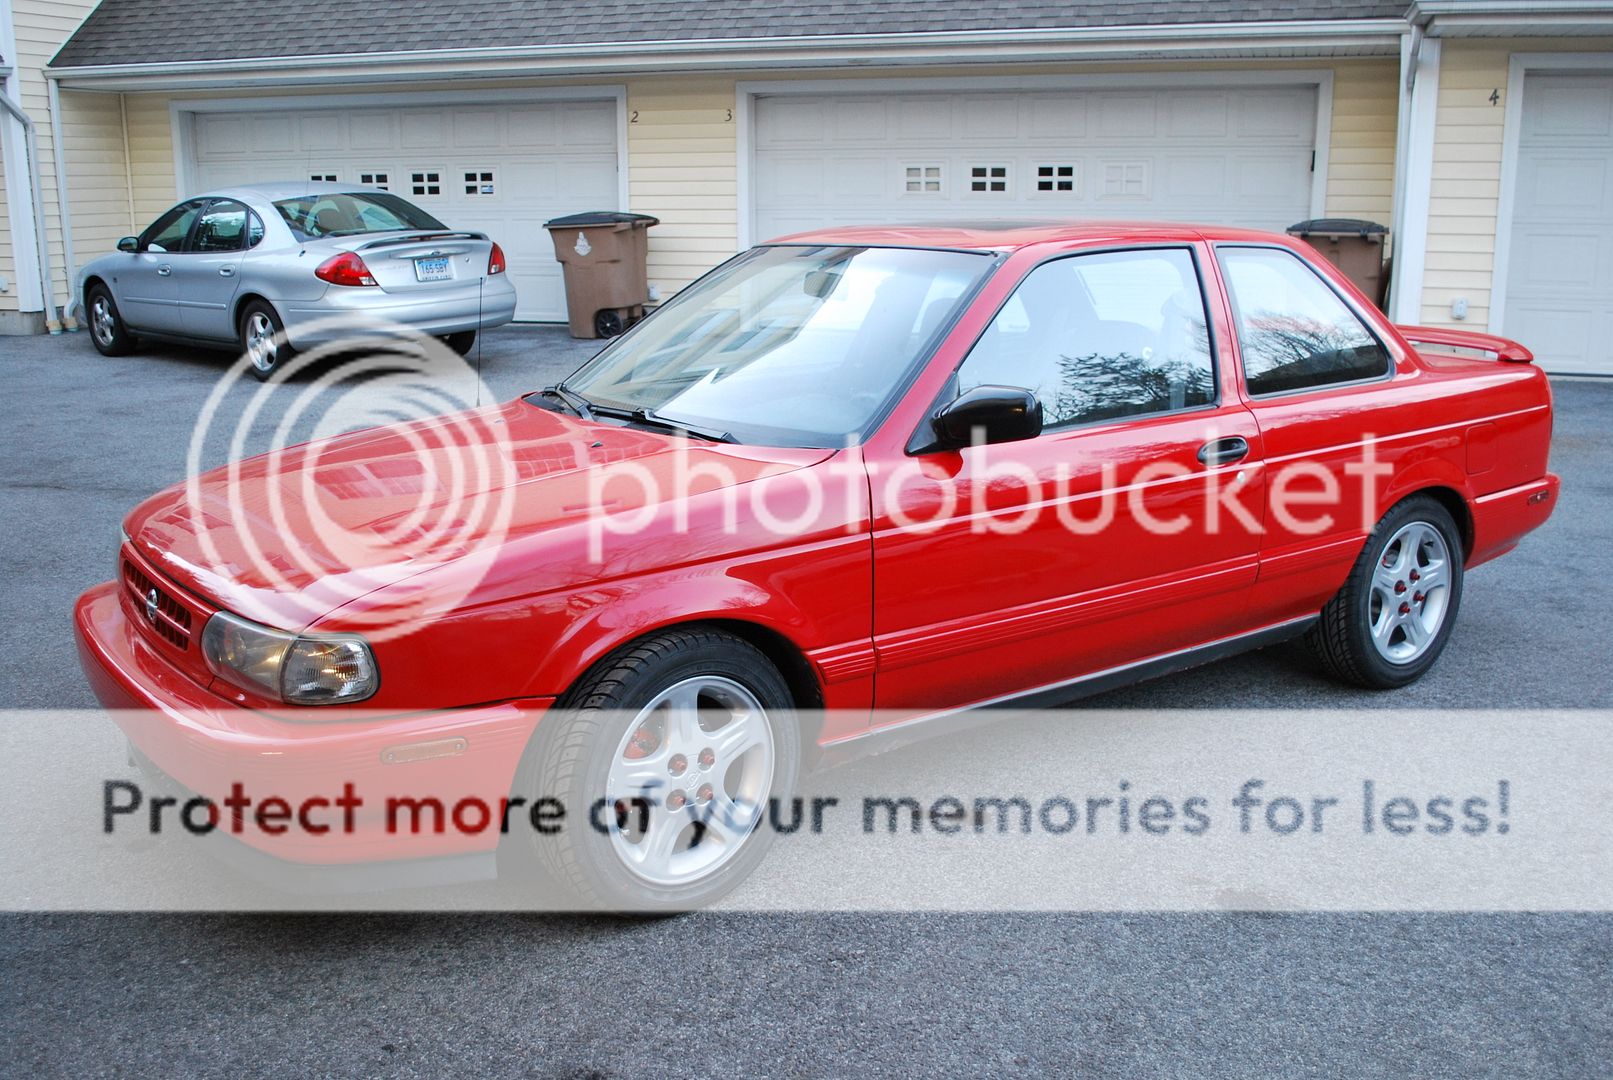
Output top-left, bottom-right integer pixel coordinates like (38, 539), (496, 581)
(414, 256), (452, 282)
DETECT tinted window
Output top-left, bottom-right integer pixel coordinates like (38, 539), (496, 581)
(273, 192), (445, 240)
(140, 201), (204, 253)
(192, 200), (249, 252)
(1219, 246), (1390, 395)
(955, 248), (1215, 429)
(247, 212), (265, 248)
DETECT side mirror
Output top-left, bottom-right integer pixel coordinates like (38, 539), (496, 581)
(117, 236), (139, 253)
(926, 385), (1043, 451)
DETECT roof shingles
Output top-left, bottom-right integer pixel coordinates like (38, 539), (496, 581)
(51, 0), (1408, 68)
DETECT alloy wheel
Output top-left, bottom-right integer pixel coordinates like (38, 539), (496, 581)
(603, 676), (775, 886)
(1368, 520), (1452, 664)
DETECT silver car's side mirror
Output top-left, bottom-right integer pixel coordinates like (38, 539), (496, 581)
(117, 236), (139, 253)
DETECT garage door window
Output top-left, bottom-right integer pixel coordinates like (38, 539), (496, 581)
(1218, 246), (1390, 396)
(1035, 165), (1078, 194)
(410, 171), (442, 196)
(956, 247), (1216, 429)
(904, 165), (943, 194)
(969, 165), (1010, 194)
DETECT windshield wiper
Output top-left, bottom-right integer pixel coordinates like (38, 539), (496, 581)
(626, 407), (735, 444)
(583, 400), (734, 443)
(532, 385), (596, 420)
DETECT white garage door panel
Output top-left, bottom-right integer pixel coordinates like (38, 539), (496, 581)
(191, 100), (620, 322)
(753, 87), (1318, 241)
(1504, 73), (1613, 375)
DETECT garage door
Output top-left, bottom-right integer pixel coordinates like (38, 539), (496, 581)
(1504, 74), (1613, 375)
(190, 101), (620, 322)
(752, 86), (1319, 241)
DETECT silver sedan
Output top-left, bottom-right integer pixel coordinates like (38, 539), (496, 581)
(78, 181), (518, 380)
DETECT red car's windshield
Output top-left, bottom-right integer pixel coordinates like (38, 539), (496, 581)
(557, 244), (997, 448)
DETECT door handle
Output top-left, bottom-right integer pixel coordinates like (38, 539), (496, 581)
(156, 265), (172, 276)
(1197, 436), (1250, 467)
(218, 266), (236, 277)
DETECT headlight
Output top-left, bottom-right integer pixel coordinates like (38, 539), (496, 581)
(200, 611), (378, 706)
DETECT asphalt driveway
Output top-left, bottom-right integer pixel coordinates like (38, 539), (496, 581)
(1, 326), (1609, 1076)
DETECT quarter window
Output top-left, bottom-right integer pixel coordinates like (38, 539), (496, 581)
(1218, 247), (1391, 396)
(955, 248), (1216, 430)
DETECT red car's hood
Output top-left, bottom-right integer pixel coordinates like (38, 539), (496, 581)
(124, 399), (830, 629)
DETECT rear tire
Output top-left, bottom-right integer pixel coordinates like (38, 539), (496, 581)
(1307, 495), (1465, 689)
(239, 300), (295, 382)
(514, 627), (799, 912)
(87, 284), (136, 357)
(442, 330), (476, 356)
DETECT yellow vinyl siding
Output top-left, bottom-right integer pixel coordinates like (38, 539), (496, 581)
(4, 0), (99, 314)
(1324, 60), (1399, 225)
(1420, 37), (1613, 329)
(625, 77), (739, 300)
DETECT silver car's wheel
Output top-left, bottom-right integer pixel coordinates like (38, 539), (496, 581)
(90, 296), (116, 348)
(244, 311), (278, 373)
(86, 284), (135, 356)
(604, 676), (775, 887)
(238, 301), (295, 382)
(1368, 521), (1453, 664)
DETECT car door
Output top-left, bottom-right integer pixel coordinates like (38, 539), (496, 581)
(177, 198), (253, 341)
(117, 200), (205, 334)
(1211, 243), (1403, 628)
(868, 244), (1266, 714)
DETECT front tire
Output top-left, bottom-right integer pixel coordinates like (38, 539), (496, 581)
(87, 284), (136, 356)
(239, 300), (295, 382)
(1307, 495), (1465, 689)
(515, 627), (799, 912)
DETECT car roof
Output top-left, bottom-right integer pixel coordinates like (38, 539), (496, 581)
(762, 220), (1291, 252)
(192, 180), (382, 201)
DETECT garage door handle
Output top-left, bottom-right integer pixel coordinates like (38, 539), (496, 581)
(1198, 436), (1250, 466)
(156, 265), (171, 277)
(218, 266), (235, 277)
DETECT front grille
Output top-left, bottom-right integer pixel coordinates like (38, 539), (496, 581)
(121, 560), (195, 650)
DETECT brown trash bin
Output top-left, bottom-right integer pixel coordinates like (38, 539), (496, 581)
(1286, 218), (1390, 310)
(542, 211), (660, 338)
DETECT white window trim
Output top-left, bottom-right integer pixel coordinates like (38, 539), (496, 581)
(168, 85), (629, 211)
(735, 69), (1335, 248)
(1489, 52), (1613, 337)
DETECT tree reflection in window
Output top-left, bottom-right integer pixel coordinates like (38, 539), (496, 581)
(1218, 247), (1390, 396)
(955, 248), (1216, 430)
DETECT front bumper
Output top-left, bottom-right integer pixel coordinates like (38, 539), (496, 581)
(279, 275), (518, 350)
(74, 581), (550, 880)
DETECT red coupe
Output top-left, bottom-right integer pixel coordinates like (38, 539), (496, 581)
(76, 222), (1558, 908)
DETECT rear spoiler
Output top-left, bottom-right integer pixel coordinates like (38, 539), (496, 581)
(356, 231), (488, 250)
(1397, 325), (1534, 363)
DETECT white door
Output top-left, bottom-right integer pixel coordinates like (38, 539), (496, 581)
(1504, 73), (1613, 375)
(189, 100), (621, 322)
(752, 86), (1319, 241)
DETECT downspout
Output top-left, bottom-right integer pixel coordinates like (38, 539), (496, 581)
(0, 82), (63, 333)
(46, 76), (80, 329)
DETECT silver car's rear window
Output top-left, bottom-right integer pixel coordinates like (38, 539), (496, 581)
(274, 192), (447, 241)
